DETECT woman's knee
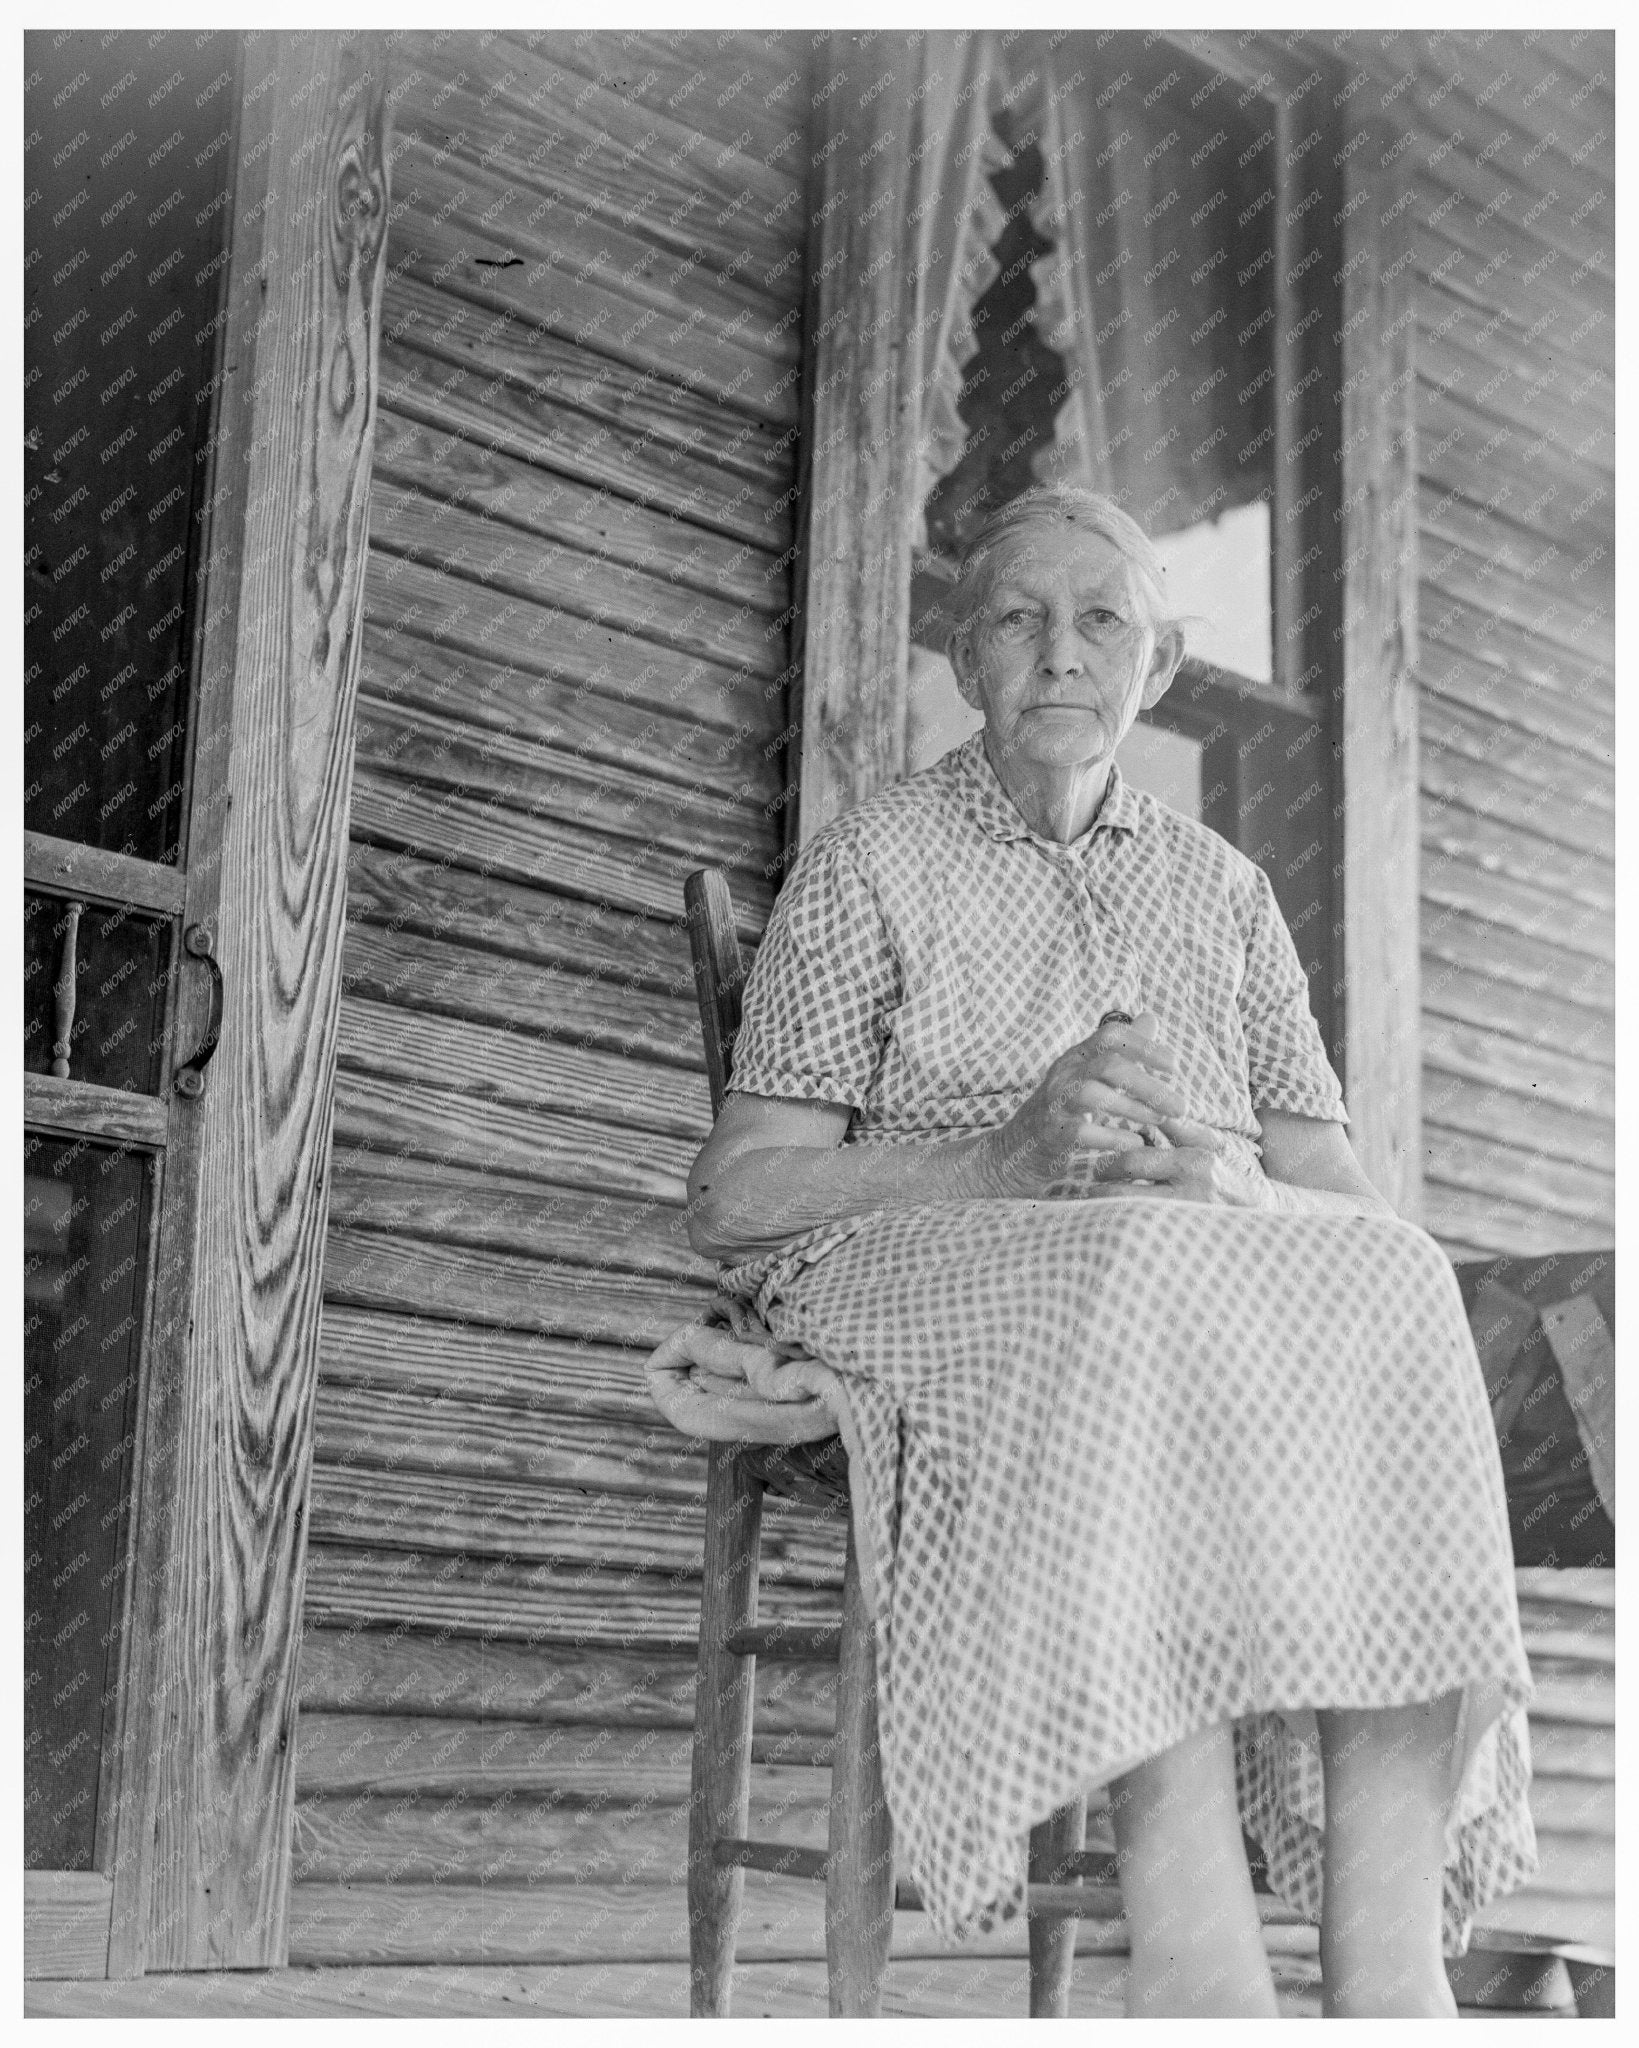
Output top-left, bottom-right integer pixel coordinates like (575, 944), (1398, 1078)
(1319, 1692), (1465, 1817)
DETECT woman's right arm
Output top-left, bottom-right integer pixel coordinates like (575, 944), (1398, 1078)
(685, 1014), (1209, 1261)
(685, 1094), (998, 1260)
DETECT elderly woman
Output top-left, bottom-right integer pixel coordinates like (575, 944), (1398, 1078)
(686, 486), (1536, 2018)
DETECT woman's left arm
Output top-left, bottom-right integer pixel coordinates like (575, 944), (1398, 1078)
(1254, 1108), (1397, 1218)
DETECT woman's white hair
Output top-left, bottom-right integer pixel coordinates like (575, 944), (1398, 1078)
(946, 485), (1181, 654)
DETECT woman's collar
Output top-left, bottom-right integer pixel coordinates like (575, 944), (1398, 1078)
(954, 730), (1143, 848)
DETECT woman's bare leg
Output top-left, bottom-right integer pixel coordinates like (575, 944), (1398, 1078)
(1317, 1692), (1463, 2017)
(1109, 1719), (1278, 2017)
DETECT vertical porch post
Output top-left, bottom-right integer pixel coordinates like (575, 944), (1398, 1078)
(107, 29), (389, 1973)
(1339, 112), (1422, 1217)
(793, 32), (921, 844)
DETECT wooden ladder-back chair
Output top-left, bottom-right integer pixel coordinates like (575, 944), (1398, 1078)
(682, 867), (1094, 2019)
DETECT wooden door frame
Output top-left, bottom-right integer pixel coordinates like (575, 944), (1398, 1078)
(33, 30), (392, 1978)
(793, 29), (1421, 1214)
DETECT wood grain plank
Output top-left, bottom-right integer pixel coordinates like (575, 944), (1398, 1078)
(317, 1304), (659, 1419)
(387, 43), (804, 300)
(1340, 112), (1420, 1217)
(1422, 1182), (1606, 1263)
(23, 1871), (112, 1981)
(1526, 1778), (1614, 1838)
(325, 1153), (709, 1283)
(353, 692), (777, 875)
(1415, 316), (1613, 478)
(282, 1869), (1161, 1969)
(113, 33), (391, 1977)
(322, 1224), (713, 1347)
(343, 842), (704, 999)
(24, 832), (188, 915)
(1418, 691), (1612, 813)
(1421, 1126), (1613, 1230)
(307, 1461), (846, 1583)
(376, 333), (790, 557)
(370, 407), (788, 619)
(331, 1070), (695, 1203)
(1421, 795), (1611, 912)
(1515, 1566), (1614, 1612)
(334, 997), (712, 1144)
(1421, 1009), (1612, 1122)
(22, 1074), (169, 1151)
(1417, 925), (1614, 1032)
(1412, 215), (1614, 366)
(1421, 916), (1612, 1023)
(293, 1714), (830, 1799)
(313, 1382), (707, 1497)
(359, 622), (784, 803)
(1416, 540), (1612, 673)
(507, 28), (812, 169)
(1419, 1069), (1613, 1175)
(380, 270), (795, 497)
(795, 37), (918, 843)
(349, 770), (773, 928)
(363, 554), (785, 739)
(295, 1625), (838, 1733)
(1407, 171), (1612, 314)
(340, 923), (709, 1068)
(1415, 334), (1612, 487)
(1417, 394), (1613, 558)
(1419, 494), (1615, 634)
(290, 1786), (831, 1888)
(1417, 627), (1612, 760)
(1419, 846), (1612, 965)
(370, 479), (785, 681)
(383, 143), (801, 427)
(300, 1545), (838, 1646)
(1437, 36), (1615, 191)
(1523, 1720), (1614, 1781)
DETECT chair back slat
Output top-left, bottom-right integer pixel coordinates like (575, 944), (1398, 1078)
(684, 868), (746, 1120)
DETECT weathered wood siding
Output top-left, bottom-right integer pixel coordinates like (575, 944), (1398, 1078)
(294, 29), (847, 1962)
(1334, 32), (1613, 1259)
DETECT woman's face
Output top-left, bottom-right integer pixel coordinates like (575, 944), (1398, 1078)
(949, 525), (1183, 773)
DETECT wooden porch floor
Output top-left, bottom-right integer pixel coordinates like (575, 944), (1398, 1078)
(24, 1950), (1581, 2019)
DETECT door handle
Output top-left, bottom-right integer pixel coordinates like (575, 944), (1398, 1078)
(173, 924), (223, 1100)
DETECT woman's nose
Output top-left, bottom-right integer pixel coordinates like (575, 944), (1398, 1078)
(1037, 618), (1085, 674)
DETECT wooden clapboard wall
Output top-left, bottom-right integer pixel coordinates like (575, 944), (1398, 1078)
(290, 29), (851, 1966)
(1330, 32), (1613, 1260)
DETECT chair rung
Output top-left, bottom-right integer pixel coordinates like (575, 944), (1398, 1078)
(714, 1837), (829, 1882)
(891, 1878), (1313, 1926)
(723, 1622), (841, 1661)
(1465, 1927), (1617, 1971)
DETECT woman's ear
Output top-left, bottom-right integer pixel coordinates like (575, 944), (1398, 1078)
(948, 630), (982, 710)
(1140, 625), (1186, 709)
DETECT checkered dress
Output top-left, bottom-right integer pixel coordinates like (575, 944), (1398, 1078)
(720, 734), (1537, 1952)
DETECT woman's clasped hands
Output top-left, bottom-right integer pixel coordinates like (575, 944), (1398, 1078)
(977, 1010), (1265, 1206)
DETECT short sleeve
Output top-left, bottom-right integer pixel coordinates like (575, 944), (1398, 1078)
(1234, 860), (1348, 1123)
(726, 826), (901, 1111)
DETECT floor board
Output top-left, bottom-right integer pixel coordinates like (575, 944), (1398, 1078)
(27, 1949), (1573, 2019)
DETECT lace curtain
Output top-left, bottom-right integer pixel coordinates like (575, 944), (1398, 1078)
(903, 32), (1012, 551)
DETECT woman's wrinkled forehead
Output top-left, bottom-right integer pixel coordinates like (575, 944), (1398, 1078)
(972, 521), (1154, 620)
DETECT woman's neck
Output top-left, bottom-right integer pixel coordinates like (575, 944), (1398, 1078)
(984, 729), (1115, 844)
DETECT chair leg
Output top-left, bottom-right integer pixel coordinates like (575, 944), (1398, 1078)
(1565, 1958), (1615, 2017)
(688, 1445), (762, 2016)
(1027, 1796), (1087, 2017)
(826, 1518), (894, 2016)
